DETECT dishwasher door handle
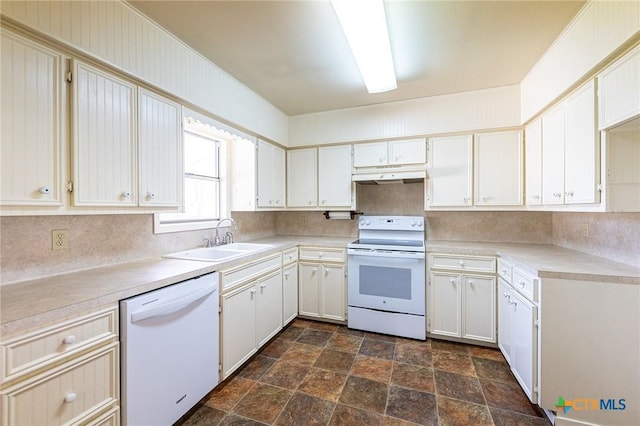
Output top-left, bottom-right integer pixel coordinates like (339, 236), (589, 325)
(131, 283), (217, 323)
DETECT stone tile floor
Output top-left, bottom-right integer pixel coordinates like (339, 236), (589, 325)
(176, 319), (550, 425)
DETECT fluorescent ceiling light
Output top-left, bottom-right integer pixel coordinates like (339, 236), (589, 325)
(331, 0), (397, 94)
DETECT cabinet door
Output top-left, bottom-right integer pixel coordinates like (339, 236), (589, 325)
(257, 140), (285, 208)
(1, 30), (63, 206)
(256, 271), (283, 347)
(353, 142), (387, 167)
(462, 275), (496, 343)
(138, 88), (182, 207)
(287, 148), (317, 207)
(321, 264), (346, 321)
(230, 138), (257, 211)
(388, 139), (426, 165)
(509, 289), (537, 402)
(427, 135), (473, 207)
(525, 118), (543, 205)
(73, 60), (136, 206)
(298, 263), (321, 318)
(541, 104), (565, 205)
(497, 279), (512, 363)
(283, 262), (299, 326)
(598, 45), (640, 130)
(474, 131), (523, 206)
(318, 145), (353, 207)
(429, 272), (461, 337)
(564, 81), (598, 204)
(222, 283), (257, 378)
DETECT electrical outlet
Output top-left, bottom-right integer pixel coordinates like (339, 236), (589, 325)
(301, 217), (307, 227)
(52, 229), (69, 250)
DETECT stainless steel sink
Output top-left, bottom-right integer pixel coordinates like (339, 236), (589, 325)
(163, 243), (273, 262)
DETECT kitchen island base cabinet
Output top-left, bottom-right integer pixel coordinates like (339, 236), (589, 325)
(538, 278), (640, 426)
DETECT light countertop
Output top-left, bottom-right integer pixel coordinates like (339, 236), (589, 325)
(2, 235), (638, 338)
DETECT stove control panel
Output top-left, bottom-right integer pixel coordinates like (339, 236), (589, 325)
(358, 216), (424, 231)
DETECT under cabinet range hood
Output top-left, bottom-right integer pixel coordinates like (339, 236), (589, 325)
(352, 170), (426, 184)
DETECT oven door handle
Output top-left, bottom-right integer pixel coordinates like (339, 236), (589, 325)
(348, 249), (425, 259)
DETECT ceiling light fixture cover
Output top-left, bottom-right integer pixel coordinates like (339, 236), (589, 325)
(331, 0), (397, 94)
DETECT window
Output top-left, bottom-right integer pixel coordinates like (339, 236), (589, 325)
(154, 117), (229, 233)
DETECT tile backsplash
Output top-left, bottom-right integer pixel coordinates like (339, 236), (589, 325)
(1, 183), (638, 284)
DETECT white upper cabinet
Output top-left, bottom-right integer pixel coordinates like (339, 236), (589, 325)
(287, 148), (317, 208)
(541, 104), (566, 205)
(318, 145), (353, 208)
(353, 142), (387, 167)
(598, 46), (640, 130)
(286, 144), (353, 209)
(1, 30), (63, 206)
(542, 80), (599, 206)
(525, 118), (543, 205)
(388, 139), (426, 165)
(426, 135), (473, 207)
(474, 130), (523, 206)
(138, 88), (182, 207)
(257, 139), (285, 209)
(230, 138), (257, 211)
(564, 81), (598, 204)
(353, 139), (425, 168)
(72, 60), (137, 206)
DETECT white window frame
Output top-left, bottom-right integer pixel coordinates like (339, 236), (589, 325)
(153, 116), (232, 234)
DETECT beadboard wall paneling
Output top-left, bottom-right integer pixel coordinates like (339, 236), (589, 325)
(0, 0), (288, 145)
(288, 85), (520, 147)
(521, 1), (640, 123)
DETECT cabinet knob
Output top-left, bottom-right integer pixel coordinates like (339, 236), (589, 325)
(319, 253), (324, 258)
(308, 200), (313, 205)
(379, 157), (384, 163)
(481, 196), (487, 202)
(147, 192), (157, 198)
(468, 280), (474, 286)
(503, 292), (510, 298)
(458, 260), (465, 267)
(553, 192), (562, 198)
(463, 197), (470, 203)
(321, 200), (326, 204)
(122, 191), (131, 199)
(260, 283), (267, 289)
(284, 272), (290, 277)
(450, 279), (456, 285)
(312, 268), (317, 273)
(532, 194), (540, 200)
(501, 269), (507, 275)
(63, 335), (76, 345)
(64, 393), (77, 403)
(518, 281), (526, 288)
(565, 191), (574, 197)
(39, 185), (52, 195)
(250, 288), (257, 295)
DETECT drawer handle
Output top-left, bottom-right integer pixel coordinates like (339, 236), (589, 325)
(63, 335), (76, 345)
(260, 283), (267, 289)
(64, 393), (77, 403)
(250, 288), (257, 295)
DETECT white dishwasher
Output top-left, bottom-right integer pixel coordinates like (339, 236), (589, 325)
(120, 272), (219, 426)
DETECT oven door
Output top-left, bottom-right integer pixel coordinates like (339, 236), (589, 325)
(348, 249), (425, 315)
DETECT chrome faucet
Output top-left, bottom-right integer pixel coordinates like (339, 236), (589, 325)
(215, 217), (237, 245)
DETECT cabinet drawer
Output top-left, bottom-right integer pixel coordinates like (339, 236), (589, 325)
(1, 306), (118, 384)
(1, 343), (119, 426)
(299, 247), (345, 263)
(85, 405), (120, 426)
(512, 268), (538, 302)
(282, 248), (298, 265)
(497, 258), (513, 283)
(221, 253), (282, 291)
(429, 254), (495, 273)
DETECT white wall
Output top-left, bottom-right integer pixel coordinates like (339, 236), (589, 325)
(289, 85), (521, 146)
(0, 0), (289, 145)
(521, 1), (640, 123)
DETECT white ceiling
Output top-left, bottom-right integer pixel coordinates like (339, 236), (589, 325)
(127, 0), (585, 116)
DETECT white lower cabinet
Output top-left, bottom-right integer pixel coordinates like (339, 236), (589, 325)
(0, 306), (120, 426)
(282, 249), (299, 326)
(428, 254), (496, 344)
(298, 247), (346, 322)
(497, 258), (538, 403)
(220, 254), (283, 379)
(255, 271), (283, 347)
